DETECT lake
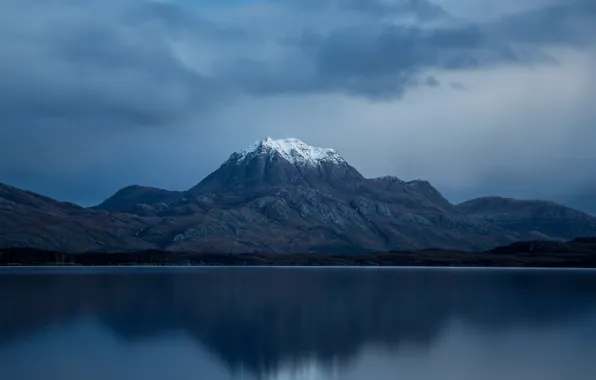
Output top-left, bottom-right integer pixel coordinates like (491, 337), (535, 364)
(1, 267), (596, 380)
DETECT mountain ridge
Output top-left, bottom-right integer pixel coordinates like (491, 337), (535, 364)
(2, 138), (596, 253)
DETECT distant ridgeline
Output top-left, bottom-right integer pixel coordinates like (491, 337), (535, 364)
(2, 238), (596, 267)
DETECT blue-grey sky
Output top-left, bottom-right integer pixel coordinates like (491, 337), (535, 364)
(0, 0), (595, 212)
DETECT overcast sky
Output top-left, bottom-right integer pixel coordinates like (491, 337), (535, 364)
(0, 0), (595, 212)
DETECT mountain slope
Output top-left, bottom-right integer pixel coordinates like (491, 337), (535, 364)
(457, 197), (596, 241)
(0, 183), (155, 252)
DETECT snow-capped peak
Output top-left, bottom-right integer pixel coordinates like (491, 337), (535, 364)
(233, 137), (346, 166)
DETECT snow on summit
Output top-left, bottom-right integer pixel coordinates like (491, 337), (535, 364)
(234, 138), (346, 166)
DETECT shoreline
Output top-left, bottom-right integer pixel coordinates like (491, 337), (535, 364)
(2, 265), (596, 270)
(3, 240), (596, 268)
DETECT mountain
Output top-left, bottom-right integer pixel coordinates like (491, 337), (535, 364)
(1, 137), (595, 253)
(457, 197), (596, 241)
(94, 138), (515, 252)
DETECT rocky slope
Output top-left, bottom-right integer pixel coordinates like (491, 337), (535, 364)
(0, 183), (154, 252)
(2, 138), (595, 253)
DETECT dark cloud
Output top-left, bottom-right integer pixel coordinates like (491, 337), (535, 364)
(339, 0), (448, 20)
(0, 1), (226, 130)
(221, 23), (521, 99)
(489, 3), (596, 47)
(284, 0), (448, 19)
(1, 0), (592, 128)
(307, 24), (514, 92)
(215, 0), (595, 100)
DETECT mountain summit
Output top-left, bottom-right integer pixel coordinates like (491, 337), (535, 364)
(190, 138), (363, 194)
(233, 138), (346, 167)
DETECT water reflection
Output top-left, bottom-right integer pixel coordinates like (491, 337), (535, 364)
(1, 268), (596, 380)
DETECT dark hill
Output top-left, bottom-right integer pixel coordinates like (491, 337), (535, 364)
(457, 197), (596, 241)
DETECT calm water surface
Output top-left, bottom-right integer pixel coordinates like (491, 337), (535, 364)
(1, 268), (596, 380)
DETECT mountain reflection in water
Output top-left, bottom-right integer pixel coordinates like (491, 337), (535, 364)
(1, 268), (596, 380)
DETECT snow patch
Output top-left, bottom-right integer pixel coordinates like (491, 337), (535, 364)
(234, 137), (346, 167)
